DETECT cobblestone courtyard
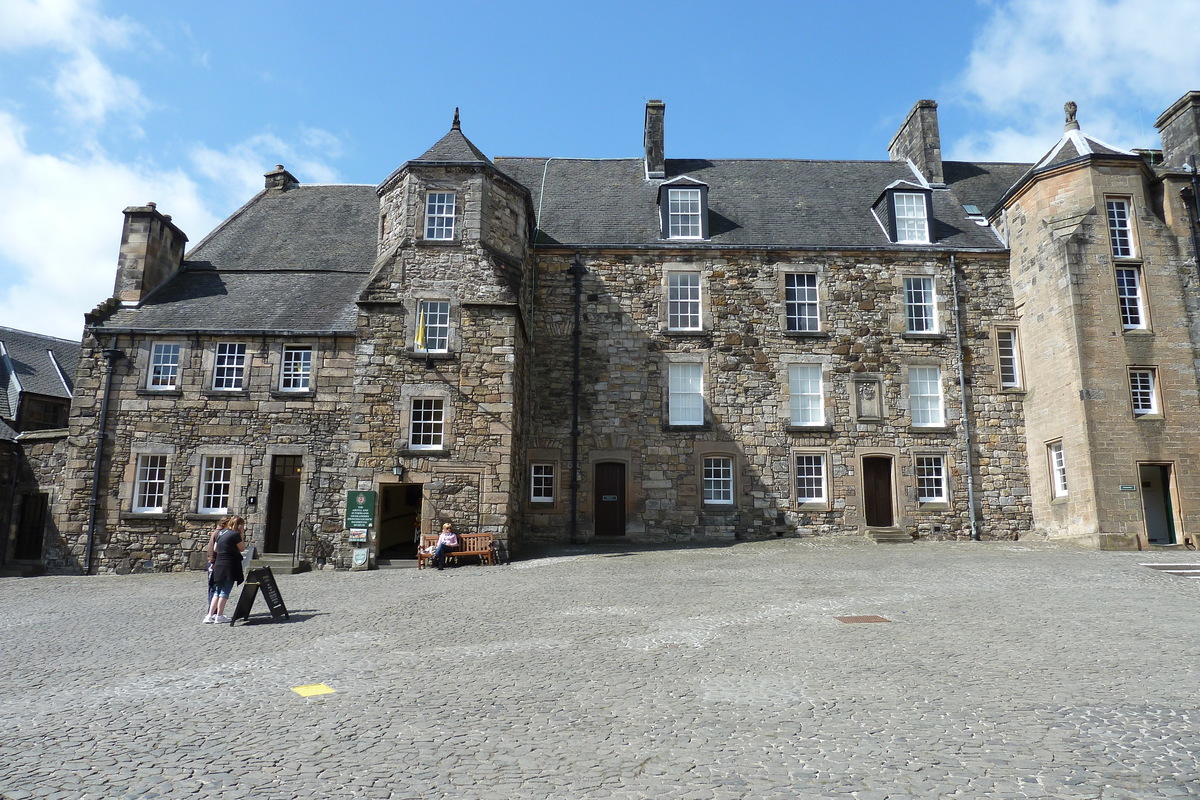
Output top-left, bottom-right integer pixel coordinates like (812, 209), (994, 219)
(2, 539), (1199, 799)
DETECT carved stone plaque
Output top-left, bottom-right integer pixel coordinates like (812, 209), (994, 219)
(855, 379), (883, 421)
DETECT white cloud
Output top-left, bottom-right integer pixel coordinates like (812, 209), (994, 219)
(0, 0), (134, 51)
(54, 49), (148, 125)
(191, 129), (347, 208)
(0, 112), (219, 339)
(952, 0), (1200, 161)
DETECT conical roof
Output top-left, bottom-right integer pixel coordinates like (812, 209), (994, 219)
(413, 109), (490, 164)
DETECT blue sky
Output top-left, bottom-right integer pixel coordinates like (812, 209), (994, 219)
(3, 0), (1200, 339)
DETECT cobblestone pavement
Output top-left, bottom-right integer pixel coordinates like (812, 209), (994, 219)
(2, 539), (1199, 800)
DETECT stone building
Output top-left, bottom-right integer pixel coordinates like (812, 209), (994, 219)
(10, 92), (1200, 574)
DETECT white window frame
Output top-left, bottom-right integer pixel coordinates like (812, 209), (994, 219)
(904, 276), (937, 333)
(1129, 368), (1159, 417)
(996, 328), (1022, 390)
(1115, 266), (1147, 330)
(1106, 198), (1135, 258)
(280, 345), (313, 392)
(668, 362), (704, 426)
(415, 300), (451, 353)
(915, 455), (947, 505)
(531, 463), (555, 503)
(794, 452), (827, 505)
(895, 192), (930, 244)
(212, 342), (247, 391)
(424, 192), (456, 240)
(409, 397), (445, 450)
(788, 364), (824, 426)
(702, 456), (735, 506)
(667, 271), (702, 331)
(1048, 441), (1068, 498)
(199, 455), (233, 514)
(909, 366), (944, 427)
(667, 187), (703, 239)
(147, 342), (181, 391)
(784, 272), (820, 332)
(133, 454), (168, 513)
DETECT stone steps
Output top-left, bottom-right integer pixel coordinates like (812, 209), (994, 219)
(249, 553), (310, 575)
(864, 528), (915, 544)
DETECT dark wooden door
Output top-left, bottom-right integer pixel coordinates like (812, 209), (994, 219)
(265, 456), (302, 553)
(14, 493), (47, 560)
(594, 462), (626, 537)
(862, 457), (894, 527)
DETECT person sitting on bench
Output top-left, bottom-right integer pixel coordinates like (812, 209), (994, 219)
(432, 521), (459, 571)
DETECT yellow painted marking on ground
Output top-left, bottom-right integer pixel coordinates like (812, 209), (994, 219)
(292, 683), (335, 697)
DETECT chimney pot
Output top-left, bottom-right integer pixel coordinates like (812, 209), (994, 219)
(644, 100), (665, 179)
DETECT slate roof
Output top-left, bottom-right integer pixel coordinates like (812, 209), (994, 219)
(494, 157), (1015, 250)
(0, 326), (80, 424)
(97, 185), (379, 334)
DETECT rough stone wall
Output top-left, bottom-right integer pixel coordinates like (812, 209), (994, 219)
(1004, 161), (1200, 547)
(528, 248), (1030, 544)
(56, 332), (357, 574)
(11, 431), (69, 566)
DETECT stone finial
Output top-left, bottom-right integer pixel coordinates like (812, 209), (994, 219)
(1065, 101), (1079, 131)
(452, 108), (461, 131)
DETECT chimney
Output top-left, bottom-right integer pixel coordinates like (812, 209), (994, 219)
(644, 100), (665, 179)
(264, 164), (299, 192)
(888, 99), (944, 185)
(1155, 91), (1200, 170)
(113, 203), (188, 304)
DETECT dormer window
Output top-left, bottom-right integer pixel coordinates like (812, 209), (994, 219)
(874, 185), (933, 244)
(894, 192), (929, 243)
(658, 178), (709, 240)
(424, 192), (456, 240)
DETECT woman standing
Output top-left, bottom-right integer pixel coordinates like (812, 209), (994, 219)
(204, 516), (231, 612)
(204, 516), (247, 623)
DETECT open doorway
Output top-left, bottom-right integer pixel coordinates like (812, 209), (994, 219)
(264, 456), (302, 554)
(379, 483), (422, 559)
(862, 456), (894, 527)
(1139, 463), (1177, 546)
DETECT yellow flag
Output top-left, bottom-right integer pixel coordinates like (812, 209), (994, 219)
(414, 306), (426, 350)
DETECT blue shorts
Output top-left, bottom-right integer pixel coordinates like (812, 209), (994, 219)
(212, 579), (235, 599)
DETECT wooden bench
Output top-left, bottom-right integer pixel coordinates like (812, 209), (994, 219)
(416, 532), (495, 569)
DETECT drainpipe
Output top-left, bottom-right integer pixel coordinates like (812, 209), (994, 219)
(567, 253), (586, 545)
(949, 256), (981, 541)
(84, 339), (124, 574)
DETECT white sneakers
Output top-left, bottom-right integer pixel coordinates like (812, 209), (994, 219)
(214, 615), (233, 624)
(203, 614), (216, 623)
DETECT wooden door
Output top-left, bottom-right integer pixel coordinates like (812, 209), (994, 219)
(862, 456), (894, 527)
(594, 462), (626, 537)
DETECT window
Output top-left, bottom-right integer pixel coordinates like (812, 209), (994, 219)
(134, 455), (168, 513)
(894, 192), (930, 243)
(425, 192), (456, 240)
(904, 277), (937, 333)
(280, 346), (312, 391)
(703, 456), (734, 505)
(667, 272), (702, 331)
(531, 463), (555, 503)
(668, 362), (704, 425)
(1048, 441), (1067, 498)
(1115, 267), (1147, 330)
(1129, 368), (1159, 417)
(148, 343), (180, 390)
(794, 453), (827, 504)
(915, 455), (946, 504)
(409, 398), (445, 449)
(909, 367), (943, 427)
(789, 364), (824, 426)
(415, 300), (451, 353)
(212, 343), (246, 391)
(996, 328), (1022, 389)
(1106, 198), (1134, 258)
(199, 456), (233, 514)
(667, 187), (703, 239)
(785, 273), (820, 332)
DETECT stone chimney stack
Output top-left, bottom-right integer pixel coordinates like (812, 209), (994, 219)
(888, 99), (944, 185)
(264, 164), (299, 192)
(1154, 91), (1200, 169)
(644, 100), (665, 179)
(113, 203), (187, 304)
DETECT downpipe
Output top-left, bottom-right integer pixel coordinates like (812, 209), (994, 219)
(84, 339), (124, 574)
(949, 256), (981, 541)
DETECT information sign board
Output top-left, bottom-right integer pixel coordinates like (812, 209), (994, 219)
(345, 491), (377, 529)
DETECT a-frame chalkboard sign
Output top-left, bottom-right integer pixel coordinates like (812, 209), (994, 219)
(229, 566), (289, 625)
